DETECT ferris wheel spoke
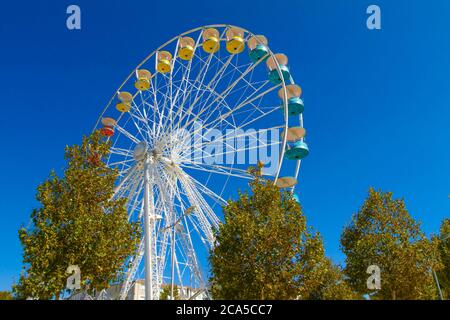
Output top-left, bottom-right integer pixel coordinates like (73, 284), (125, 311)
(120, 238), (145, 300)
(108, 157), (136, 168)
(126, 179), (145, 222)
(130, 96), (154, 139)
(168, 37), (181, 111)
(200, 107), (283, 150)
(148, 68), (163, 137)
(191, 81), (281, 138)
(110, 147), (133, 158)
(172, 52), (215, 122)
(176, 172), (216, 244)
(157, 71), (195, 135)
(166, 54), (219, 136)
(113, 165), (137, 195)
(197, 73), (257, 126)
(157, 56), (184, 137)
(181, 217), (209, 297)
(173, 55), (235, 133)
(187, 121), (284, 157)
(143, 81), (172, 139)
(162, 78), (210, 136)
(115, 124), (141, 144)
(170, 32), (234, 132)
(183, 27), (229, 100)
(180, 162), (253, 181)
(177, 227), (206, 289)
(155, 166), (206, 294)
(170, 31), (205, 116)
(181, 171), (221, 225)
(186, 138), (282, 165)
(179, 53), (268, 133)
(178, 168), (229, 206)
(118, 170), (141, 199)
(172, 250), (186, 293)
(156, 221), (171, 291)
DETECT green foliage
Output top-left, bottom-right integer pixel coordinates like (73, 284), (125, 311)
(209, 163), (355, 300)
(13, 131), (141, 299)
(0, 291), (13, 300)
(297, 232), (360, 300)
(340, 188), (441, 300)
(160, 284), (179, 300)
(436, 218), (450, 299)
(297, 234), (357, 299)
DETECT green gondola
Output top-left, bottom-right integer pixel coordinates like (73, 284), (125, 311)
(285, 141), (309, 160)
(268, 65), (290, 84)
(249, 44), (269, 63)
(280, 97), (304, 116)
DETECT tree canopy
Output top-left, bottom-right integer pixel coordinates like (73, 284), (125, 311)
(209, 164), (355, 300)
(14, 131), (141, 299)
(436, 218), (450, 299)
(0, 291), (13, 300)
(340, 188), (442, 300)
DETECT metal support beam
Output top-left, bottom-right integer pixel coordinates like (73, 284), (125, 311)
(143, 156), (153, 300)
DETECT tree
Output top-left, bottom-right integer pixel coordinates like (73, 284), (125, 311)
(209, 163), (355, 300)
(436, 218), (450, 299)
(0, 291), (13, 300)
(160, 284), (179, 300)
(341, 188), (442, 300)
(13, 131), (141, 299)
(298, 232), (359, 300)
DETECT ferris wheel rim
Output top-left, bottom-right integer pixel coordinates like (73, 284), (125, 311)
(92, 24), (302, 184)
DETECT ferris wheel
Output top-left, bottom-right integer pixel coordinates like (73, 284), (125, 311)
(94, 24), (309, 300)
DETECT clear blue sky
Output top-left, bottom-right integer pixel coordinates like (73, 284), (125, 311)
(1, 0), (449, 291)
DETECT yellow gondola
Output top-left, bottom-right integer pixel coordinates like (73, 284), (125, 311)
(202, 28), (220, 53)
(134, 69), (152, 91)
(116, 91), (133, 113)
(157, 51), (172, 73)
(178, 37), (195, 60)
(226, 27), (245, 54)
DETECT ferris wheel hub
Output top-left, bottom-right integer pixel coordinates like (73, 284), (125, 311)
(133, 141), (148, 161)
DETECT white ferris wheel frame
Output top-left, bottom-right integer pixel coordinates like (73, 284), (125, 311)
(93, 24), (305, 300)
